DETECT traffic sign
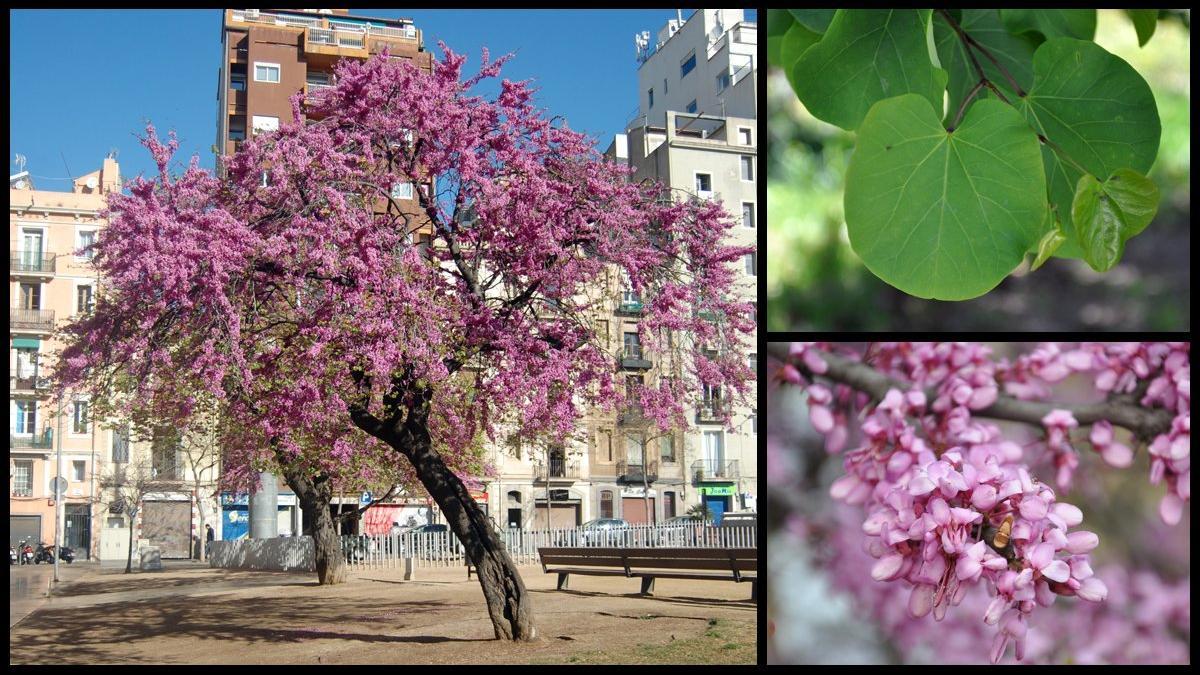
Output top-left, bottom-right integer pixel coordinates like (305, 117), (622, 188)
(51, 476), (68, 496)
(360, 491), (372, 504)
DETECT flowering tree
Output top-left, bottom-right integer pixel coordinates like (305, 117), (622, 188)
(53, 46), (754, 642)
(768, 342), (1189, 663)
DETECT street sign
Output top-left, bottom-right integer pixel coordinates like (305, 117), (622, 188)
(360, 491), (372, 504)
(51, 476), (68, 496)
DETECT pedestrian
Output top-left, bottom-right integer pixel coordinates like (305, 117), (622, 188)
(205, 524), (214, 558)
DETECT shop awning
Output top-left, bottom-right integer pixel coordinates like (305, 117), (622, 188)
(12, 337), (40, 349)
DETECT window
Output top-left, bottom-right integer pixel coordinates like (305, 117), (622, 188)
(695, 172), (712, 194)
(625, 432), (645, 465)
(749, 353), (757, 372)
(260, 171), (270, 188)
(741, 155), (755, 181)
(229, 117), (246, 141)
(251, 115), (279, 135)
(663, 77), (668, 94)
(751, 409), (758, 435)
(230, 71), (246, 91)
(20, 282), (41, 310)
(659, 434), (675, 462)
(599, 429), (612, 462)
(647, 88), (654, 109)
(72, 461), (86, 482)
(626, 374), (644, 399)
(112, 426), (130, 463)
(680, 51), (696, 78)
(739, 127), (753, 145)
(13, 460), (33, 497)
(745, 252), (757, 276)
(14, 401), (36, 434)
(77, 230), (97, 261)
(702, 383), (722, 406)
(623, 332), (641, 359)
(664, 491), (676, 518)
(72, 400), (90, 434)
(253, 62), (280, 83)
(686, 99), (698, 114)
(595, 319), (609, 344)
(703, 429), (725, 467)
(716, 71), (731, 92)
(390, 182), (414, 200)
(306, 70), (331, 87)
(14, 347), (38, 381)
(742, 202), (755, 228)
(76, 285), (94, 315)
(751, 302), (758, 324)
(600, 490), (613, 519)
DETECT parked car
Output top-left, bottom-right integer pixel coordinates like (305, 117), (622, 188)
(717, 511), (757, 527)
(578, 518), (630, 546)
(410, 523), (460, 557)
(661, 515), (702, 526)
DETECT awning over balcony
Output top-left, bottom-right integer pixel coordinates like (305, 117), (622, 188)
(12, 337), (40, 349)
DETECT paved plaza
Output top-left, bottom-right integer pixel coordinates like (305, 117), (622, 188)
(9, 563), (756, 664)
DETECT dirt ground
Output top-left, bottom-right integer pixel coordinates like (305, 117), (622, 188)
(9, 564), (757, 664)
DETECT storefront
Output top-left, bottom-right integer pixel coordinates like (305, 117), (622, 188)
(219, 491), (299, 539)
(698, 484), (736, 524)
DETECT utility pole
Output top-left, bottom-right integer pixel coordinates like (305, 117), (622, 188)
(53, 393), (64, 583)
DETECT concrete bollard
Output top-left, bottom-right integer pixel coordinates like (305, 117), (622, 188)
(404, 556), (415, 581)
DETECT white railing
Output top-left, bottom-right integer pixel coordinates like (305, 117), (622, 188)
(308, 27), (364, 49)
(368, 24), (417, 39)
(341, 523), (757, 570)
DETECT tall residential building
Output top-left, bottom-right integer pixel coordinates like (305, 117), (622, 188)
(10, 157), (120, 559)
(213, 9), (447, 538)
(602, 9), (758, 524)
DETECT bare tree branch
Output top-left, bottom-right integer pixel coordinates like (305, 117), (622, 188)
(767, 343), (1174, 442)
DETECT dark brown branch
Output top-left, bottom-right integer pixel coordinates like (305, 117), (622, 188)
(949, 79), (987, 132)
(767, 343), (1175, 442)
(935, 9), (1011, 105)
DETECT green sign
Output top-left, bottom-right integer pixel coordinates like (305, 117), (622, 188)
(699, 485), (735, 496)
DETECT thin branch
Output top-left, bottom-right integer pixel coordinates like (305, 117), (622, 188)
(962, 31), (1026, 97)
(949, 79), (987, 131)
(936, 10), (1011, 105)
(767, 343), (1175, 443)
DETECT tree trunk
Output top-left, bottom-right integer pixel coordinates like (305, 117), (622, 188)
(405, 439), (537, 640)
(281, 466), (347, 585)
(125, 518), (135, 574)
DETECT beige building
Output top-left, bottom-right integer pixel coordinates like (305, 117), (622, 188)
(10, 159), (120, 558)
(9, 159), (223, 561)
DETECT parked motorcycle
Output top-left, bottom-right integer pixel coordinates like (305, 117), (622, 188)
(57, 545), (76, 563)
(34, 542), (55, 565)
(9, 546), (17, 565)
(20, 541), (35, 565)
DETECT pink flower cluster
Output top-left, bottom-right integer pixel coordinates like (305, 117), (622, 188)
(779, 342), (1191, 663)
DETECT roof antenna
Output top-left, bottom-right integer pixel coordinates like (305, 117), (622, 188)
(108, 147), (119, 160)
(60, 150), (74, 181)
(15, 153), (26, 173)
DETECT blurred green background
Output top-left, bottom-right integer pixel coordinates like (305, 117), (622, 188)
(767, 10), (1191, 331)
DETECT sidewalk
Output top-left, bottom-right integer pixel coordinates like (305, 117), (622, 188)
(9, 560), (102, 628)
(9, 564), (756, 664)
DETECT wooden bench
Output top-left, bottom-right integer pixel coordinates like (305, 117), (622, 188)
(537, 547), (757, 601)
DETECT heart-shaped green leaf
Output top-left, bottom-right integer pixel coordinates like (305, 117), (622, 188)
(844, 94), (1047, 300)
(1000, 9), (1096, 41)
(934, 10), (1039, 124)
(1071, 169), (1160, 272)
(1124, 9), (1158, 47)
(792, 10), (948, 131)
(780, 22), (823, 94)
(1015, 38), (1160, 259)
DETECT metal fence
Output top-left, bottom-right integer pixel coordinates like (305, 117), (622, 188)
(340, 522), (756, 570)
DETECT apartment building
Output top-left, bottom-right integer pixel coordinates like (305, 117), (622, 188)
(10, 158), (120, 558)
(601, 9), (758, 524)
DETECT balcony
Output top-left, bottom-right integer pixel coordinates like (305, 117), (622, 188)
(11, 429), (54, 450)
(11, 251), (56, 277)
(11, 308), (55, 332)
(10, 375), (51, 395)
(696, 398), (728, 424)
(619, 344), (652, 370)
(617, 460), (658, 483)
(305, 26), (367, 58)
(616, 298), (644, 316)
(533, 461), (581, 483)
(692, 459), (739, 482)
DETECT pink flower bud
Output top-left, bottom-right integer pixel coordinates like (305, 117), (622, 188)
(1076, 576), (1108, 602)
(969, 385), (998, 410)
(1051, 502), (1083, 527)
(908, 475), (936, 496)
(1159, 493), (1184, 525)
(909, 584), (935, 618)
(871, 552), (905, 581)
(1019, 496), (1048, 520)
(809, 404), (834, 433)
(1065, 530), (1099, 554)
(806, 384), (832, 405)
(829, 474), (860, 501)
(971, 484), (999, 511)
(1101, 442), (1133, 468)
(1089, 420), (1114, 447)
(801, 349), (828, 374)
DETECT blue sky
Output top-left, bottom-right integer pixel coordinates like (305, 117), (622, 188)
(9, 8), (754, 190)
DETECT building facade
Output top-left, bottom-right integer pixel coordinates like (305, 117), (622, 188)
(10, 159), (120, 558)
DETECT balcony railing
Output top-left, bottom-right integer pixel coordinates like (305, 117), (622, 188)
(307, 27), (365, 49)
(692, 459), (739, 482)
(620, 344), (652, 370)
(11, 251), (56, 275)
(10, 375), (51, 393)
(696, 398), (728, 423)
(11, 308), (55, 332)
(533, 462), (581, 482)
(617, 460), (658, 483)
(616, 298), (644, 315)
(11, 429), (54, 450)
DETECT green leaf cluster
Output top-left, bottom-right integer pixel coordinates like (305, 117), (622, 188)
(778, 8), (1164, 299)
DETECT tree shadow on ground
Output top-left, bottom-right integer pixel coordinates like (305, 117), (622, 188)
(532, 588), (756, 610)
